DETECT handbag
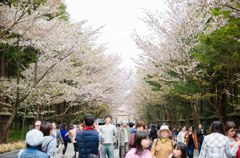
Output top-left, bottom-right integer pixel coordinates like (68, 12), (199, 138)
(81, 132), (99, 158)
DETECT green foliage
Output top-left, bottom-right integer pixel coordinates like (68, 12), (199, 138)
(195, 14), (240, 82)
(172, 82), (200, 97)
(0, 43), (37, 77)
(44, 3), (69, 20)
(144, 75), (161, 91)
(140, 1), (240, 123)
(9, 128), (27, 142)
(0, 0), (47, 12)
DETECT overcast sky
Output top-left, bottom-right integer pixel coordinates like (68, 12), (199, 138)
(64, 0), (166, 69)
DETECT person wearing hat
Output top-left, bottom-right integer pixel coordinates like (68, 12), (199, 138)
(17, 129), (49, 158)
(151, 125), (174, 158)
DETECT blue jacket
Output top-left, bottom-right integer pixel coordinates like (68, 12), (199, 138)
(17, 147), (49, 158)
(76, 129), (99, 158)
(60, 129), (70, 142)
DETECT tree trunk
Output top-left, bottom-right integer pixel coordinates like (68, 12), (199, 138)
(0, 104), (17, 143)
(0, 52), (6, 77)
(0, 53), (6, 111)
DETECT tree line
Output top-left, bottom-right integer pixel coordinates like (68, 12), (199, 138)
(0, 0), (131, 143)
(131, 0), (240, 127)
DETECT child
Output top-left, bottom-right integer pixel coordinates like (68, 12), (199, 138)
(125, 131), (151, 158)
(168, 142), (186, 158)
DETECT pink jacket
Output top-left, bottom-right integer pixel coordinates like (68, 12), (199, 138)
(125, 148), (151, 158)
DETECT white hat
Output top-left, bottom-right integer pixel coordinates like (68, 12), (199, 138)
(26, 129), (44, 146)
(159, 125), (170, 132)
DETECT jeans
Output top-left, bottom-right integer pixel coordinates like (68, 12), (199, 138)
(198, 142), (202, 154)
(100, 144), (114, 158)
(186, 143), (194, 158)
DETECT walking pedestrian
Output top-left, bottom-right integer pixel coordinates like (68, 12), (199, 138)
(78, 123), (84, 131)
(236, 131), (240, 158)
(151, 124), (173, 158)
(129, 122), (135, 134)
(69, 124), (79, 158)
(17, 129), (49, 158)
(60, 123), (71, 158)
(129, 121), (145, 149)
(150, 125), (158, 142)
(168, 142), (187, 158)
(199, 121), (240, 158)
(225, 121), (240, 158)
(35, 120), (42, 130)
(119, 120), (131, 158)
(76, 114), (99, 158)
(99, 114), (117, 158)
(196, 124), (206, 154)
(177, 126), (187, 145)
(52, 122), (64, 153)
(41, 122), (57, 158)
(185, 126), (198, 158)
(125, 131), (151, 158)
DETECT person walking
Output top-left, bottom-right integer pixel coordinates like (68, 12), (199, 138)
(150, 125), (158, 142)
(78, 123), (84, 131)
(225, 121), (240, 158)
(99, 114), (117, 158)
(125, 131), (151, 158)
(236, 131), (240, 158)
(35, 120), (42, 130)
(69, 124), (79, 158)
(168, 142), (187, 158)
(177, 126), (187, 145)
(17, 129), (49, 158)
(60, 123), (71, 158)
(196, 124), (206, 154)
(41, 122), (57, 158)
(76, 114), (99, 158)
(199, 121), (240, 158)
(151, 124), (173, 158)
(185, 126), (198, 158)
(172, 128), (179, 143)
(119, 121), (131, 158)
(129, 122), (135, 134)
(129, 121), (145, 149)
(52, 122), (64, 153)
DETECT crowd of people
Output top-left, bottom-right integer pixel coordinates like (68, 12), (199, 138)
(17, 114), (240, 158)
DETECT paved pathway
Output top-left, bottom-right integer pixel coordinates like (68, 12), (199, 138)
(0, 142), (199, 158)
(55, 143), (119, 158)
(55, 143), (199, 158)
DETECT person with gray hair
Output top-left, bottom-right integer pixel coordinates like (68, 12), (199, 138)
(35, 120), (42, 130)
(118, 120), (131, 158)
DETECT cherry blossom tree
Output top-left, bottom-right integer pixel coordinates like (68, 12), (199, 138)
(0, 0), (129, 142)
(131, 0), (232, 124)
